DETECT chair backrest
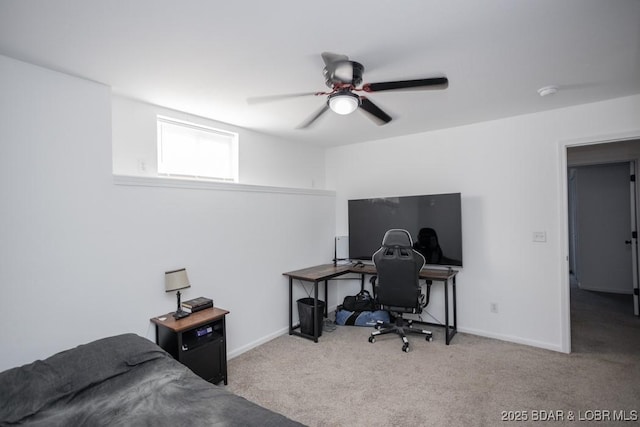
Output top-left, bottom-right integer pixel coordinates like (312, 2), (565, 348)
(373, 229), (425, 311)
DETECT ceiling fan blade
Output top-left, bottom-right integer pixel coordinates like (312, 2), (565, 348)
(363, 77), (448, 92)
(321, 52), (349, 66)
(296, 104), (330, 129)
(359, 97), (392, 125)
(247, 92), (318, 105)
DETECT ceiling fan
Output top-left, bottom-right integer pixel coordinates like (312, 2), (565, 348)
(247, 52), (449, 129)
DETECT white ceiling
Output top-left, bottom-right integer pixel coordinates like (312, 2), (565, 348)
(1, 0), (639, 147)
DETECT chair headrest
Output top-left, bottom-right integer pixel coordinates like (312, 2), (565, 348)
(381, 229), (413, 247)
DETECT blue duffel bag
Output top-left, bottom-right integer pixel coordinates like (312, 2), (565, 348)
(335, 309), (390, 326)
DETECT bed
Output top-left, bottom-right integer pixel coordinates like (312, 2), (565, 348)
(0, 333), (303, 426)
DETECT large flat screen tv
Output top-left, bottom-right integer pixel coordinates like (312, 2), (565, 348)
(348, 193), (463, 266)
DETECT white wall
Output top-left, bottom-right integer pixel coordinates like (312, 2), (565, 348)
(326, 94), (640, 352)
(112, 95), (326, 189)
(0, 55), (336, 371)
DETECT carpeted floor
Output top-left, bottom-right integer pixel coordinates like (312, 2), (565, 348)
(226, 288), (640, 426)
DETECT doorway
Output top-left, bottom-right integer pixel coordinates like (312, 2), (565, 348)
(568, 161), (635, 295)
(565, 140), (640, 352)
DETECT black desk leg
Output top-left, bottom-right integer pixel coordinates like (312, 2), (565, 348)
(313, 280), (319, 343)
(444, 276), (458, 345)
(451, 276), (457, 342)
(444, 278), (450, 345)
(289, 277), (293, 335)
(324, 279), (329, 317)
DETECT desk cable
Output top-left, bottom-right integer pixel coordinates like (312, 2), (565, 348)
(417, 310), (443, 326)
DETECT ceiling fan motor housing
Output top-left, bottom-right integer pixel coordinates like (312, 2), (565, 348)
(323, 60), (364, 88)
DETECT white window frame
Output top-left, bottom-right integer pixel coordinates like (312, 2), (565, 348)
(157, 116), (239, 182)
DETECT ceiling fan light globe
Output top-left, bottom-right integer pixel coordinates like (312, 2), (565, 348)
(328, 92), (360, 115)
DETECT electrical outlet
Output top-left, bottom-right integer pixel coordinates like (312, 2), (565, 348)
(490, 302), (499, 313)
(532, 231), (547, 242)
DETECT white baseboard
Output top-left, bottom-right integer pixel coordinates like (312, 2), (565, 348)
(458, 326), (565, 353)
(228, 327), (290, 360)
(228, 305), (340, 360)
(228, 314), (566, 361)
(577, 285), (632, 294)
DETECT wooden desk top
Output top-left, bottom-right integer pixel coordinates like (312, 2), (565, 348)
(283, 263), (457, 282)
(283, 263), (351, 281)
(151, 307), (230, 333)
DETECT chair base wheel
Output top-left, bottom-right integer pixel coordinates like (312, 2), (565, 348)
(368, 336), (375, 343)
(402, 343), (410, 352)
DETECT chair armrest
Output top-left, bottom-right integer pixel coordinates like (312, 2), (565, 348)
(421, 280), (432, 307)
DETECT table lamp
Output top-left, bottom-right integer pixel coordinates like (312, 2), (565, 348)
(165, 268), (191, 319)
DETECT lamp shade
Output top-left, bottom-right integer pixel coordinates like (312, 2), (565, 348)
(328, 91), (360, 115)
(165, 268), (191, 292)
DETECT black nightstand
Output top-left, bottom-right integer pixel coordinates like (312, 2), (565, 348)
(151, 307), (229, 385)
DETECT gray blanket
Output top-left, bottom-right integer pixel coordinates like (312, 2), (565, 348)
(0, 334), (303, 426)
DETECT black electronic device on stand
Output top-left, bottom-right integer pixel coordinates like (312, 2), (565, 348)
(333, 236), (350, 266)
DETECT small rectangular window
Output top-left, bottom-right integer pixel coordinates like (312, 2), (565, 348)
(157, 116), (238, 182)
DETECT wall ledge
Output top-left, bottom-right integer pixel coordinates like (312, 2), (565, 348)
(113, 174), (335, 197)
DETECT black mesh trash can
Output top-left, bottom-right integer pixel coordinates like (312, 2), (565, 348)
(297, 298), (325, 337)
